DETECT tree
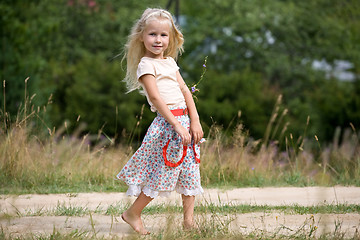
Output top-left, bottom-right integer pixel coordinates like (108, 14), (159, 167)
(1, 0), (359, 143)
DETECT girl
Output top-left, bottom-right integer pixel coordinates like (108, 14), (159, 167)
(116, 8), (204, 235)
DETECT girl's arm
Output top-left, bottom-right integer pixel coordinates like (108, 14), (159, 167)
(139, 74), (192, 145)
(176, 71), (204, 144)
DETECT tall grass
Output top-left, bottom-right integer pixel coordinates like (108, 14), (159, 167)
(201, 124), (360, 187)
(200, 96), (360, 187)
(0, 81), (359, 194)
(0, 116), (132, 193)
(0, 78), (130, 194)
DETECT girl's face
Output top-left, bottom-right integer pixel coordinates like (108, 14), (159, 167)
(141, 18), (171, 59)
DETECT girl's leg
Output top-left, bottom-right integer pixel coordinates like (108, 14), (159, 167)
(181, 194), (195, 229)
(122, 192), (153, 235)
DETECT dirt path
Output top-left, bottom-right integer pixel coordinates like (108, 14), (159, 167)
(1, 187), (360, 238)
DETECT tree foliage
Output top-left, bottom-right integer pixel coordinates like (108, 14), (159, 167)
(1, 0), (359, 143)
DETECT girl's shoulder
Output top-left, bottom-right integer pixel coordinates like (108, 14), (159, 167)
(137, 58), (156, 77)
(138, 57), (156, 71)
(139, 57), (153, 65)
(167, 57), (178, 66)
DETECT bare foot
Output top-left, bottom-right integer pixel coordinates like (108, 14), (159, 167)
(183, 220), (195, 231)
(183, 221), (200, 234)
(121, 211), (150, 235)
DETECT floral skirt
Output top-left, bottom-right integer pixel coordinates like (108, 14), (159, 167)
(116, 106), (204, 198)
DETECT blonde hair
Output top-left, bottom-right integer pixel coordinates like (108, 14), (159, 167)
(122, 8), (184, 92)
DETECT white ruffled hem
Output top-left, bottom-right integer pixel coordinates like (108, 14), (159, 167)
(175, 185), (204, 196)
(125, 184), (204, 199)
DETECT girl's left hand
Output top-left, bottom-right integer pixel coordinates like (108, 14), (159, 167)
(190, 121), (203, 144)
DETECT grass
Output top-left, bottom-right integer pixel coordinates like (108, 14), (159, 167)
(1, 198), (359, 239)
(1, 208), (359, 240)
(1, 231), (357, 240)
(0, 91), (359, 194)
(4, 80), (360, 191)
(2, 202), (359, 218)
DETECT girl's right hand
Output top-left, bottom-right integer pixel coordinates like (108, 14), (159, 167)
(174, 123), (192, 146)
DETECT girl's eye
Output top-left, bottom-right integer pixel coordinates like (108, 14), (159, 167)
(161, 34), (168, 37)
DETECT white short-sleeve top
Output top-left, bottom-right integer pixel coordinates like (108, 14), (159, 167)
(137, 57), (186, 112)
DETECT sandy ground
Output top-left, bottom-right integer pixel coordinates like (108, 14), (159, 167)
(1, 186), (360, 238)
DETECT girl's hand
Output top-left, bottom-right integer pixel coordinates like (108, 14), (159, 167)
(174, 123), (192, 146)
(190, 120), (203, 144)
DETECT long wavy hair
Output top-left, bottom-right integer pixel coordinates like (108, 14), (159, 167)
(122, 8), (184, 93)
